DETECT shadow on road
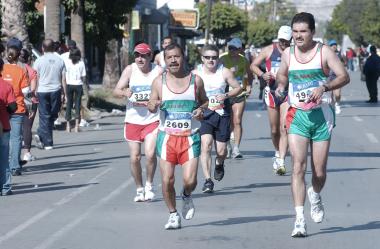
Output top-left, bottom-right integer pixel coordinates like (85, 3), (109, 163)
(13, 182), (98, 195)
(311, 221), (380, 237)
(23, 155), (128, 175)
(342, 100), (380, 108)
(186, 214), (293, 228)
(221, 182), (290, 191)
(52, 139), (124, 149)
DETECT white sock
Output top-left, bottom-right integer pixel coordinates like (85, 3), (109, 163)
(275, 151), (280, 158)
(295, 206), (304, 219)
(309, 187), (320, 200)
(145, 181), (152, 187)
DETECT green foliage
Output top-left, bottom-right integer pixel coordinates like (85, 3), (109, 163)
(187, 43), (201, 68)
(199, 2), (247, 41)
(326, 0), (380, 46)
(247, 18), (278, 47)
(24, 0), (44, 45)
(359, 0), (380, 46)
(251, 0), (297, 25)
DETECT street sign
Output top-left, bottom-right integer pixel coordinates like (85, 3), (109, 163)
(169, 9), (199, 30)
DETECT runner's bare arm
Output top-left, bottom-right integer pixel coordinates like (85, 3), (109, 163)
(154, 53), (160, 66)
(193, 76), (208, 120)
(113, 65), (132, 98)
(308, 46), (350, 103)
(147, 76), (162, 113)
(275, 48), (290, 97)
(222, 68), (242, 99)
(251, 45), (271, 83)
(323, 45), (350, 90)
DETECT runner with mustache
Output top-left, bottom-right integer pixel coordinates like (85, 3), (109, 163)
(275, 12), (350, 237)
(148, 43), (208, 229)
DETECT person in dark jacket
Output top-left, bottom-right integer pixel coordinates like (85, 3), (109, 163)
(363, 45), (380, 103)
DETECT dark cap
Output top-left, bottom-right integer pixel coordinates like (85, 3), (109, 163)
(68, 40), (77, 49)
(7, 37), (23, 51)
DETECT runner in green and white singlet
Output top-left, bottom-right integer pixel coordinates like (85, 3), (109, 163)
(276, 12), (349, 238)
(148, 44), (208, 230)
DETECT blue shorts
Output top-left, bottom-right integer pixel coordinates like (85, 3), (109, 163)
(200, 111), (230, 142)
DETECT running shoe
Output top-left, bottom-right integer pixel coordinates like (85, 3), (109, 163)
(134, 188), (145, 202)
(144, 184), (155, 201)
(23, 152), (36, 162)
(202, 178), (214, 193)
(44, 146), (54, 150)
(335, 103), (341, 114)
(181, 191), (195, 220)
(164, 212), (181, 230)
(33, 134), (44, 149)
(272, 157), (286, 175)
(214, 161), (225, 181)
(232, 147), (243, 159)
(291, 217), (307, 238)
(308, 187), (325, 223)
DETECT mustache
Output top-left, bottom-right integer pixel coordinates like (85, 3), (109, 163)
(169, 63), (179, 66)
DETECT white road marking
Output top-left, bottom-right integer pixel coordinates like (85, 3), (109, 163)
(366, 133), (379, 143)
(33, 177), (134, 249)
(0, 168), (112, 245)
(353, 116), (363, 122)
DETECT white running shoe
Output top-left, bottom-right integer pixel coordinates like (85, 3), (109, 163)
(54, 119), (62, 125)
(23, 152), (36, 162)
(79, 119), (90, 127)
(134, 188), (145, 202)
(144, 184), (155, 201)
(44, 146), (54, 150)
(307, 187), (325, 223)
(182, 192), (195, 220)
(272, 157), (286, 175)
(232, 147), (243, 159)
(291, 217), (307, 237)
(164, 212), (181, 230)
(335, 103), (341, 114)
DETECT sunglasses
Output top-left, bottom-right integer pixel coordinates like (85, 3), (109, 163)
(134, 52), (150, 58)
(203, 55), (218, 60)
(228, 46), (238, 51)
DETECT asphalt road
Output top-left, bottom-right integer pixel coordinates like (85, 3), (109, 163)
(0, 71), (379, 249)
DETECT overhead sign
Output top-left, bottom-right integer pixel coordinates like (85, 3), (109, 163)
(169, 9), (199, 30)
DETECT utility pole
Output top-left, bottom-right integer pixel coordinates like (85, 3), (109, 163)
(205, 0), (212, 44)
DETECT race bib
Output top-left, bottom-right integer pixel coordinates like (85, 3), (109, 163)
(207, 88), (224, 110)
(164, 111), (192, 136)
(290, 80), (321, 109)
(129, 85), (151, 106)
(270, 61), (280, 76)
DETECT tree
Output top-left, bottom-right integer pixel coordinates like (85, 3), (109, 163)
(70, 0), (85, 55)
(251, 0), (297, 25)
(1, 0), (29, 45)
(45, 0), (61, 41)
(247, 19), (278, 47)
(199, 2), (247, 43)
(360, 0), (380, 46)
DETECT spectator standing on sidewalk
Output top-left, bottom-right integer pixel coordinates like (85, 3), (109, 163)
(19, 48), (38, 162)
(0, 58), (17, 195)
(363, 45), (380, 103)
(2, 39), (29, 176)
(33, 39), (66, 150)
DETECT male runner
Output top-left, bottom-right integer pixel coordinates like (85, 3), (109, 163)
(251, 26), (292, 175)
(154, 36), (173, 68)
(328, 40), (346, 114)
(148, 43), (208, 230)
(113, 43), (163, 202)
(220, 38), (253, 159)
(193, 45), (242, 192)
(276, 12), (349, 237)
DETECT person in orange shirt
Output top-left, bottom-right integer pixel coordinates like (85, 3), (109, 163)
(2, 40), (29, 177)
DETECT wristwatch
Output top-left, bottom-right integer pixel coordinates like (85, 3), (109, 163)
(322, 85), (329, 92)
(224, 93), (229, 98)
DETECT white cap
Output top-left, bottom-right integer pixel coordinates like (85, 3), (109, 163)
(227, 38), (242, 49)
(277, 26), (292, 41)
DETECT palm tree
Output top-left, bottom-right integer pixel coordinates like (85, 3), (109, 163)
(71, 0), (85, 55)
(45, 0), (61, 41)
(1, 0), (29, 45)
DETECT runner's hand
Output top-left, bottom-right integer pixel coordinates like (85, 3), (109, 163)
(124, 88), (132, 98)
(245, 85), (252, 96)
(147, 99), (161, 112)
(306, 86), (324, 103)
(216, 94), (226, 101)
(261, 72), (272, 83)
(192, 108), (203, 121)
